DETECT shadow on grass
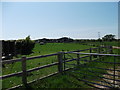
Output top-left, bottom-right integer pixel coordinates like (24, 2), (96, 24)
(16, 84), (34, 90)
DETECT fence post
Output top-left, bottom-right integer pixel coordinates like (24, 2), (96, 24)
(77, 54), (80, 65)
(101, 47), (105, 59)
(22, 56), (27, 86)
(105, 46), (108, 54)
(98, 46), (101, 53)
(98, 46), (101, 60)
(89, 48), (92, 61)
(113, 56), (116, 88)
(57, 52), (63, 73)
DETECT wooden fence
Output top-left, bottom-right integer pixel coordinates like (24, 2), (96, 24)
(1, 46), (114, 89)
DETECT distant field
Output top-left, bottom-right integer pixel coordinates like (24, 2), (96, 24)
(84, 41), (120, 54)
(86, 41), (120, 47)
(14, 43), (93, 58)
(13, 41), (120, 59)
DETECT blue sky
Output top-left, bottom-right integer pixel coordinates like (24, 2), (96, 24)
(2, 2), (118, 40)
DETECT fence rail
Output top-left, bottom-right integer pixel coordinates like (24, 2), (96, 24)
(69, 52), (120, 57)
(2, 53), (58, 64)
(1, 46), (118, 89)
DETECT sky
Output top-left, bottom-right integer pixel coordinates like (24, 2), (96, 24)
(1, 2), (118, 40)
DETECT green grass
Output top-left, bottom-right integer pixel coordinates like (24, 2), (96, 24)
(2, 43), (92, 89)
(3, 43), (91, 74)
(14, 43), (93, 58)
(2, 42), (120, 89)
(16, 73), (92, 89)
(18, 52), (119, 89)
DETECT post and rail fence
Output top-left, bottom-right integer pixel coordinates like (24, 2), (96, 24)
(1, 46), (120, 89)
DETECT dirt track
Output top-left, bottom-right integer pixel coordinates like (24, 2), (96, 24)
(112, 46), (120, 49)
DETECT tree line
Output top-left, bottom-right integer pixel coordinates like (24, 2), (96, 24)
(35, 34), (118, 43)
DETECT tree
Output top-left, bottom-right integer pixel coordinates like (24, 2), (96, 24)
(15, 36), (35, 55)
(58, 37), (74, 43)
(21, 35), (35, 55)
(102, 34), (116, 41)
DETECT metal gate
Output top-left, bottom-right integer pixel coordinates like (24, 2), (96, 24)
(63, 50), (120, 89)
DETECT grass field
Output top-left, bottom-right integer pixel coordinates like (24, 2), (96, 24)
(2, 41), (120, 89)
(14, 43), (93, 58)
(2, 42), (93, 89)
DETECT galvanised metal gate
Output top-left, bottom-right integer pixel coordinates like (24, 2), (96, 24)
(63, 51), (120, 89)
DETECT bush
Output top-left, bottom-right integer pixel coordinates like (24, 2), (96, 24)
(2, 40), (15, 56)
(2, 36), (35, 59)
(16, 36), (35, 55)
